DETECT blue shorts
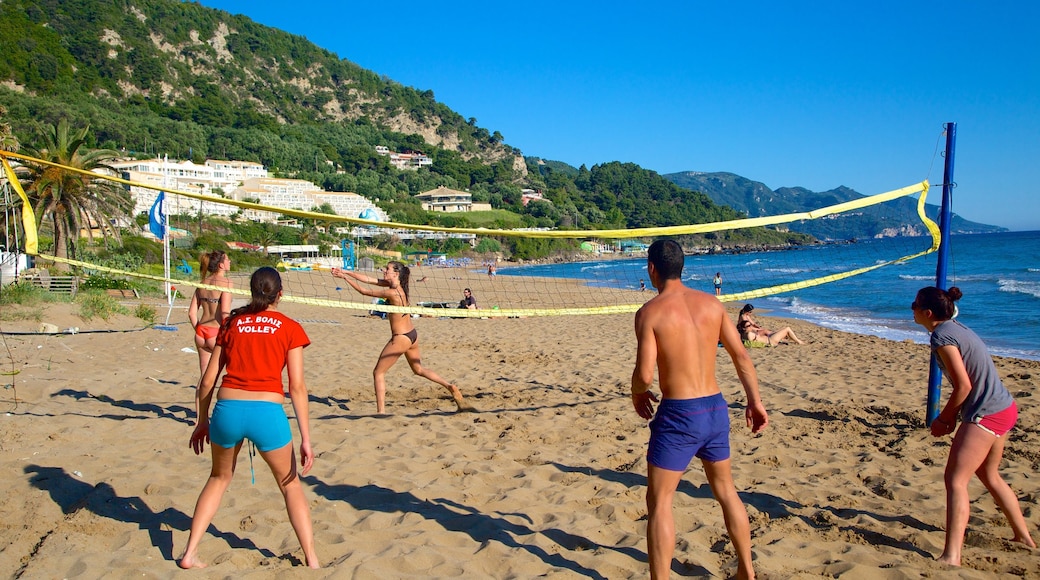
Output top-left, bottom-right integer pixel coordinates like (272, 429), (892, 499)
(210, 400), (292, 452)
(648, 393), (731, 471)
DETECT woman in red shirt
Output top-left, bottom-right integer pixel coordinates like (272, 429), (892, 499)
(179, 267), (318, 569)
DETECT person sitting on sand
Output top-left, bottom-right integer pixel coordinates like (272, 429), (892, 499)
(180, 267), (318, 570)
(737, 304), (806, 346)
(458, 288), (477, 310)
(912, 286), (1036, 566)
(332, 262), (472, 414)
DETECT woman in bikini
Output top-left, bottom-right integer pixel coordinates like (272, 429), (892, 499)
(737, 304), (806, 346)
(912, 286), (1035, 565)
(188, 251), (233, 376)
(332, 261), (470, 414)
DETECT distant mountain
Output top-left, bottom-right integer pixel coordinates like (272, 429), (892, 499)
(663, 172), (1006, 240)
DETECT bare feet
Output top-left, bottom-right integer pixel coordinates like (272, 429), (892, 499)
(451, 387), (477, 412)
(1012, 534), (1037, 549)
(936, 554), (960, 566)
(177, 553), (206, 569)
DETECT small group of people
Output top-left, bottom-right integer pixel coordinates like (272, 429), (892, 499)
(179, 244), (1034, 575)
(180, 255), (474, 569)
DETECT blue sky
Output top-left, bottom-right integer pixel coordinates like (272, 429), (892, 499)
(197, 1), (1039, 231)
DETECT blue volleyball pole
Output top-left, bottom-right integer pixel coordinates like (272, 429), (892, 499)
(926, 122), (957, 425)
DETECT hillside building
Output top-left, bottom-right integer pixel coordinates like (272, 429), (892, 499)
(374, 145), (432, 170)
(416, 186), (492, 213)
(233, 177), (387, 224)
(110, 156), (387, 234)
(112, 157), (269, 218)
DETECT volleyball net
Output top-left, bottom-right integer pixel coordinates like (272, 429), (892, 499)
(1, 150), (938, 318)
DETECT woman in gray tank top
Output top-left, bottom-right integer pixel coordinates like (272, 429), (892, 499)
(912, 286), (1035, 566)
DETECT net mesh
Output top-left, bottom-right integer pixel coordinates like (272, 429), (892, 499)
(1, 150), (938, 317)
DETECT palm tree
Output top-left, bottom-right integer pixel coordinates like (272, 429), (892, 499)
(1, 106), (21, 254)
(0, 105), (18, 152)
(253, 222), (279, 253)
(21, 120), (133, 270)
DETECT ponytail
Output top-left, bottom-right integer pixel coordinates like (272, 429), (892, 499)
(198, 250), (226, 280)
(913, 286), (962, 320)
(389, 261), (410, 303)
(224, 267), (282, 329)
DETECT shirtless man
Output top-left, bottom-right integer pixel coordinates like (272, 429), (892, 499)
(632, 239), (768, 580)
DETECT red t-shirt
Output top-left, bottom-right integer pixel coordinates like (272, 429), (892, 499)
(216, 310), (310, 395)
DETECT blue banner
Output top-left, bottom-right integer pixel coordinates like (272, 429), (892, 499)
(148, 192), (166, 239)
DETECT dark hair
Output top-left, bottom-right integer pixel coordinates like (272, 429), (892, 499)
(224, 267), (282, 328)
(740, 304), (754, 314)
(388, 261), (410, 303)
(914, 286), (963, 320)
(198, 250), (226, 280)
(464, 288), (471, 293)
(647, 239), (684, 280)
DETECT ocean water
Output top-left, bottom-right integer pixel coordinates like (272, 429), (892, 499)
(501, 231), (1040, 361)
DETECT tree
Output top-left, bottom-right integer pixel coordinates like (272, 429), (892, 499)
(22, 120), (132, 270)
(252, 223), (279, 252)
(0, 104), (18, 152)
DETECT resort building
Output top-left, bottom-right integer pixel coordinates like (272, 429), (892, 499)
(111, 156), (269, 218)
(110, 156), (387, 236)
(415, 186), (491, 213)
(232, 177), (389, 224)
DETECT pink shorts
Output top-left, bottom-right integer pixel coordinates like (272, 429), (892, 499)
(975, 401), (1018, 437)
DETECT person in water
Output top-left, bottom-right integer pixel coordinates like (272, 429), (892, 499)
(332, 262), (472, 414)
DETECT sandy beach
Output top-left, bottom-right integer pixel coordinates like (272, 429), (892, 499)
(1, 268), (1038, 578)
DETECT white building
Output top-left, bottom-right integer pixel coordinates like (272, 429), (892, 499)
(233, 177), (388, 224)
(375, 145), (432, 171)
(416, 186), (472, 212)
(110, 157), (387, 232)
(111, 157), (269, 219)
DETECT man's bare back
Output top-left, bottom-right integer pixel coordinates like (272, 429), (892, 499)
(634, 285), (731, 400)
(631, 239), (766, 580)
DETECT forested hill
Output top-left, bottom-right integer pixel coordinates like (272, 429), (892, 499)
(663, 171), (1006, 240)
(0, 0), (522, 171)
(0, 0), (806, 248)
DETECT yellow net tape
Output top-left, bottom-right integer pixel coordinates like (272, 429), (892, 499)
(2, 155), (38, 254)
(2, 150), (937, 317)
